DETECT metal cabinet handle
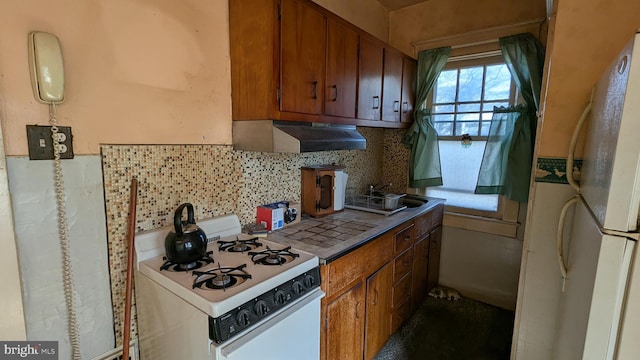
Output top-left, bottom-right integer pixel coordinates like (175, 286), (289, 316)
(355, 301), (360, 319)
(373, 289), (378, 305)
(330, 85), (337, 102)
(393, 101), (400, 112)
(402, 102), (409, 113)
(373, 96), (380, 109)
(312, 81), (318, 100)
(403, 283), (410, 294)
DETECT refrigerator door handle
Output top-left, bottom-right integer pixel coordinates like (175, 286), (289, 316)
(557, 195), (580, 292)
(566, 100), (593, 193)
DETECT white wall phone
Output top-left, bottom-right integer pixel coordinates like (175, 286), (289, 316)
(27, 31), (81, 359)
(28, 31), (64, 104)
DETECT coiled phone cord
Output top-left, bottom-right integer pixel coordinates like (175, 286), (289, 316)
(49, 104), (82, 360)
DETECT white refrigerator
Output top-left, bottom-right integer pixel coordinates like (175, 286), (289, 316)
(552, 31), (640, 359)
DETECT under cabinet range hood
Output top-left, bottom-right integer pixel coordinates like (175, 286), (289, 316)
(233, 120), (366, 153)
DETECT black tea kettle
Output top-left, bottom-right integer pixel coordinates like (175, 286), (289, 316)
(164, 203), (208, 264)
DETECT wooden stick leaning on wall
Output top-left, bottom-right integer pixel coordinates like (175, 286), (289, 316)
(123, 178), (138, 360)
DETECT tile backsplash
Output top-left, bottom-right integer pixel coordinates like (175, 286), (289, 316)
(382, 128), (410, 194)
(101, 126), (400, 343)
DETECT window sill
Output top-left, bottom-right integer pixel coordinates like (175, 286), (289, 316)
(443, 211), (519, 238)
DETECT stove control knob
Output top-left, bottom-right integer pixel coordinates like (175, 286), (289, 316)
(274, 290), (287, 305)
(304, 274), (316, 288)
(292, 280), (304, 295)
(254, 300), (270, 316)
(236, 310), (251, 327)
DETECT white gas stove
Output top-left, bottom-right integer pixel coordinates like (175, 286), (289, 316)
(134, 214), (324, 360)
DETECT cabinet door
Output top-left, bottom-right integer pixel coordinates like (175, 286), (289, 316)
(400, 57), (417, 123)
(280, 0), (326, 115)
(427, 226), (442, 291)
(365, 263), (393, 360)
(316, 170), (335, 216)
(412, 234), (429, 311)
(357, 37), (383, 120)
(326, 282), (365, 360)
(325, 18), (358, 118)
(381, 49), (403, 122)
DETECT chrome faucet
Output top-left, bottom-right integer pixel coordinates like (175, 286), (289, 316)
(374, 182), (392, 192)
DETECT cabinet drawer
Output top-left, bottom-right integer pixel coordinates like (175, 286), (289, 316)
(391, 298), (411, 333)
(415, 204), (444, 240)
(393, 248), (413, 283)
(392, 273), (412, 308)
(393, 223), (414, 254)
(324, 233), (393, 296)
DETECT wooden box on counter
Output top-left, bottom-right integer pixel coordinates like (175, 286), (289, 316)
(301, 165), (343, 217)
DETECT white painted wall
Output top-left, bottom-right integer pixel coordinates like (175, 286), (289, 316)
(7, 156), (114, 360)
(439, 226), (523, 310)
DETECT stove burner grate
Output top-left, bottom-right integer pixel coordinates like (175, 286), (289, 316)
(192, 264), (252, 291)
(218, 236), (262, 253)
(248, 245), (300, 266)
(160, 251), (214, 272)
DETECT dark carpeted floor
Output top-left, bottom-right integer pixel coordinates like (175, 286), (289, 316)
(374, 295), (515, 360)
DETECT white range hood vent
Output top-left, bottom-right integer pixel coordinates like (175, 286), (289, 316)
(233, 120), (366, 153)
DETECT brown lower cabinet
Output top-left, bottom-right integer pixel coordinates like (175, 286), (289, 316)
(427, 226), (442, 291)
(411, 233), (430, 312)
(325, 282), (365, 360)
(320, 203), (444, 360)
(365, 263), (393, 360)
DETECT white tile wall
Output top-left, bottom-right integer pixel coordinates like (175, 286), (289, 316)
(512, 182), (576, 359)
(0, 137), (25, 340)
(7, 156), (114, 360)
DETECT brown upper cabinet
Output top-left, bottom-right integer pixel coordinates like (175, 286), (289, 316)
(401, 57), (417, 123)
(325, 18), (359, 118)
(381, 49), (404, 123)
(357, 36), (384, 121)
(229, 0), (417, 128)
(280, 0), (326, 115)
(382, 49), (417, 123)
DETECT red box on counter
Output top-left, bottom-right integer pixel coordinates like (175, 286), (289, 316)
(256, 204), (285, 231)
(256, 201), (299, 231)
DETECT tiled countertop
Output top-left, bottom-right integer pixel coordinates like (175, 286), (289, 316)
(265, 198), (445, 264)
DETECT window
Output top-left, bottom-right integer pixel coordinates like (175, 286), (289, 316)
(431, 58), (515, 138)
(425, 56), (518, 217)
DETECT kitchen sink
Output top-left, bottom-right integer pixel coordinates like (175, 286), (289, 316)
(344, 194), (407, 216)
(401, 196), (429, 208)
(344, 193), (430, 215)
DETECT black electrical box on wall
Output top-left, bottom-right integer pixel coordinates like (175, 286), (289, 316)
(26, 125), (74, 160)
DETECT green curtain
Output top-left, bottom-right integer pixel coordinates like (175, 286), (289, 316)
(501, 33), (545, 114)
(475, 106), (533, 201)
(402, 47), (451, 188)
(475, 33), (544, 202)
